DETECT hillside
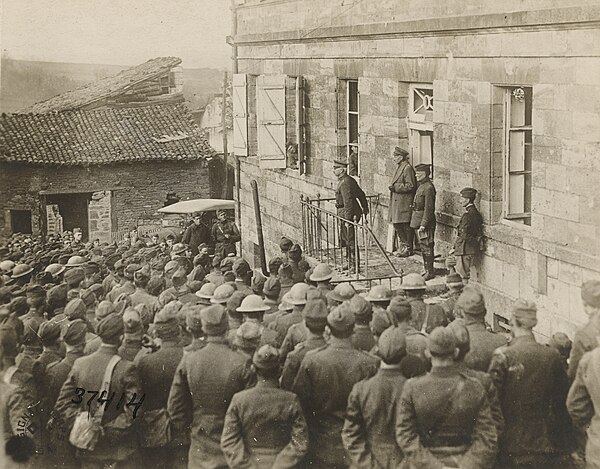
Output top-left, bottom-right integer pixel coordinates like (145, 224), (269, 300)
(0, 57), (223, 113)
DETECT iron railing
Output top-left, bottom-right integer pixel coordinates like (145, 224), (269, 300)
(300, 193), (401, 282)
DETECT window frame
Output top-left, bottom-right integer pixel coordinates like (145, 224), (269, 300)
(503, 86), (532, 225)
(346, 79), (359, 175)
(408, 83), (434, 176)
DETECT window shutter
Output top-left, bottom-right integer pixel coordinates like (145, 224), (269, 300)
(297, 76), (305, 175)
(232, 74), (248, 157)
(257, 75), (286, 169)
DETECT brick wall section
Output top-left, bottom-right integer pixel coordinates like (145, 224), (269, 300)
(234, 1), (600, 339)
(0, 160), (211, 240)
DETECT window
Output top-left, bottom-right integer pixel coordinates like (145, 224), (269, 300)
(408, 84), (434, 175)
(237, 74), (304, 172)
(503, 86), (532, 225)
(159, 72), (177, 94)
(336, 79), (360, 176)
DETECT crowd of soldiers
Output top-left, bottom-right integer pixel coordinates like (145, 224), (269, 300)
(1, 207), (600, 469)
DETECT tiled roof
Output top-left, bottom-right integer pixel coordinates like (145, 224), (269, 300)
(23, 57), (182, 113)
(0, 104), (216, 166)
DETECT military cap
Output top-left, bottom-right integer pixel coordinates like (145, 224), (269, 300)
(327, 302), (355, 332)
(310, 263), (333, 282)
(220, 257), (235, 273)
(0, 324), (18, 357)
(171, 266), (188, 288)
(414, 163), (431, 172)
(263, 277), (281, 298)
(387, 296), (412, 322)
(11, 264), (33, 279)
(63, 319), (88, 345)
(289, 244), (302, 255)
(164, 260), (179, 276)
(46, 283), (67, 307)
(95, 300), (115, 321)
(582, 280), (600, 308)
(212, 255), (223, 268)
(548, 332), (572, 357)
(79, 288), (96, 308)
(65, 298), (86, 320)
(223, 272), (236, 283)
(447, 319), (470, 358)
(26, 284), (46, 299)
(268, 257), (283, 276)
(303, 299), (328, 326)
(460, 187), (477, 199)
(97, 313), (124, 342)
(150, 258), (167, 272)
(124, 263), (141, 278)
(67, 289), (81, 302)
(39, 320), (61, 344)
(253, 344), (280, 370)
(370, 309), (392, 337)
(378, 326), (407, 364)
(235, 321), (261, 350)
(278, 263), (293, 279)
(104, 253), (121, 269)
(428, 326), (457, 356)
(123, 308), (142, 333)
(287, 283), (310, 306)
(349, 295), (373, 321)
(306, 286), (326, 303)
(327, 283), (356, 303)
(446, 272), (463, 287)
(455, 285), (485, 316)
(365, 285), (392, 303)
(200, 304), (228, 335)
(393, 146), (409, 157)
(226, 291), (247, 315)
(195, 282), (216, 303)
(84, 262), (100, 276)
(279, 237), (293, 252)
(88, 283), (104, 300)
(185, 304), (203, 331)
(512, 299), (537, 322)
(134, 265), (151, 283)
(64, 267), (85, 285)
(233, 258), (251, 278)
(333, 159), (348, 168)
(45, 263), (66, 278)
(251, 272), (267, 296)
(155, 301), (181, 324)
(171, 243), (188, 256)
(399, 273), (426, 291)
(237, 294), (270, 313)
(211, 283), (236, 304)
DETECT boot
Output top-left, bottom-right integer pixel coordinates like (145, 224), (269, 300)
(424, 250), (436, 281)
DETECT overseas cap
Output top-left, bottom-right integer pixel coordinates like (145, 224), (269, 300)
(39, 320), (61, 343)
(263, 277), (281, 298)
(268, 257), (284, 276)
(278, 263), (293, 279)
(201, 304), (228, 336)
(171, 266), (188, 288)
(279, 237), (293, 251)
(26, 285), (46, 299)
(460, 187), (477, 199)
(327, 301), (355, 332)
(97, 313), (124, 342)
(65, 298), (86, 320)
(235, 321), (261, 350)
(349, 295), (372, 321)
(428, 326), (457, 356)
(233, 259), (251, 278)
(387, 296), (412, 322)
(79, 288), (96, 308)
(455, 285), (486, 316)
(164, 260), (179, 276)
(64, 267), (85, 285)
(582, 280), (600, 308)
(63, 319), (87, 346)
(512, 299), (537, 322)
(95, 300), (115, 321)
(123, 308), (142, 333)
(378, 327), (407, 364)
(253, 344), (280, 370)
(302, 299), (328, 325)
(185, 304), (203, 331)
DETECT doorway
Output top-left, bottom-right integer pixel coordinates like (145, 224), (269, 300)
(46, 193), (91, 241)
(10, 210), (32, 234)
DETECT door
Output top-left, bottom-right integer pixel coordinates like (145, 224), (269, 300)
(46, 193), (90, 241)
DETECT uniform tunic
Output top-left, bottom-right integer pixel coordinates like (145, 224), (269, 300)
(280, 335), (327, 391)
(463, 319), (508, 372)
(388, 160), (417, 224)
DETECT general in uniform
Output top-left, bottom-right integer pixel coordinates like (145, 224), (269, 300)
(410, 163), (437, 280)
(211, 210), (241, 259)
(388, 146), (417, 257)
(453, 187), (484, 281)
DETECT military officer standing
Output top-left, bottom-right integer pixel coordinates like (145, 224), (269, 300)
(410, 163), (437, 280)
(388, 146), (417, 257)
(333, 159), (369, 272)
(221, 345), (308, 468)
(211, 210), (241, 258)
(453, 187), (484, 281)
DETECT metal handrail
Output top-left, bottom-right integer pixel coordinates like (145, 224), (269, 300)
(300, 194), (401, 281)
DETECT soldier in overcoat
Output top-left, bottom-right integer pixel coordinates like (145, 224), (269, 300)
(410, 163), (437, 280)
(453, 187), (484, 281)
(388, 146), (417, 257)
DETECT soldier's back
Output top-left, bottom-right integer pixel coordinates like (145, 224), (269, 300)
(281, 336), (326, 390)
(465, 321), (508, 371)
(138, 343), (183, 411)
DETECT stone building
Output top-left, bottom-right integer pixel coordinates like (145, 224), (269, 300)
(231, 0), (600, 338)
(0, 104), (215, 242)
(199, 86), (233, 154)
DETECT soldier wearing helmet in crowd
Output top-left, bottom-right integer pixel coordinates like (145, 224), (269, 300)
(310, 263), (334, 297)
(398, 273), (447, 334)
(269, 283), (309, 347)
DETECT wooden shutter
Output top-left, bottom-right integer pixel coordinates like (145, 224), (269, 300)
(232, 74), (248, 156)
(257, 75), (286, 169)
(296, 76), (305, 175)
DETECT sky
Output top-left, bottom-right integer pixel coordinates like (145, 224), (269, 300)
(0, 0), (232, 69)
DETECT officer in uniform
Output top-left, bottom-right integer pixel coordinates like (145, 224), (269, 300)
(211, 210), (241, 259)
(288, 244), (310, 284)
(410, 163), (437, 280)
(333, 159), (369, 272)
(399, 273), (447, 334)
(221, 345), (308, 468)
(343, 326), (408, 468)
(388, 146), (417, 257)
(396, 327), (497, 468)
(293, 302), (379, 468)
(182, 212), (211, 257)
(453, 187), (484, 281)
(488, 299), (570, 468)
(168, 304), (252, 468)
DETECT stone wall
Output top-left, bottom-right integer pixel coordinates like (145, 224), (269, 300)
(0, 160), (211, 241)
(233, 1), (600, 338)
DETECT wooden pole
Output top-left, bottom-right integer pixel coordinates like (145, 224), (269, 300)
(222, 71), (229, 198)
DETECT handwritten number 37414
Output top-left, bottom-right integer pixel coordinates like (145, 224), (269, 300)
(71, 388), (145, 419)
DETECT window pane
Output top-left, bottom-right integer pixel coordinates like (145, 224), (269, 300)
(420, 132), (433, 166)
(525, 88), (532, 126)
(524, 173), (532, 213)
(524, 131), (532, 171)
(509, 131), (525, 172)
(509, 174), (525, 214)
(510, 91), (526, 127)
(348, 113), (358, 144)
(348, 81), (358, 112)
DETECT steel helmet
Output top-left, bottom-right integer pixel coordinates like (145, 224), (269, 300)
(11, 263), (33, 279)
(66, 255), (87, 268)
(310, 263), (333, 282)
(286, 283), (310, 306)
(195, 282), (217, 300)
(0, 260), (15, 273)
(44, 263), (66, 278)
(210, 284), (236, 304)
(171, 243), (188, 256)
(327, 283), (356, 303)
(365, 285), (393, 303)
(236, 294), (271, 313)
(399, 273), (427, 290)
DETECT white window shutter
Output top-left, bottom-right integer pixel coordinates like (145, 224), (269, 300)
(232, 74), (248, 157)
(257, 75), (287, 169)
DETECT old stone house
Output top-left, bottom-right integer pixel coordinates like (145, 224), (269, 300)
(231, 0), (600, 338)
